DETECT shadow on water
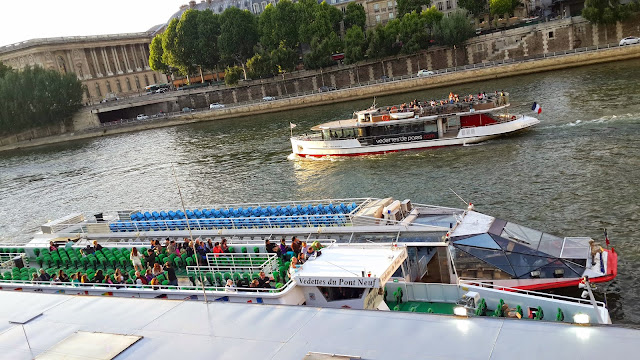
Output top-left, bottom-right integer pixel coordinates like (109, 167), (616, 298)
(0, 59), (639, 324)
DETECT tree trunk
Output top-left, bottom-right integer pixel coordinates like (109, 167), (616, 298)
(199, 66), (204, 83)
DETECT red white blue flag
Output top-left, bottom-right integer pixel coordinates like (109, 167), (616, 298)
(532, 102), (542, 114)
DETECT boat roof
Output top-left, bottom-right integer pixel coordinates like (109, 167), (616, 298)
(293, 245), (407, 288)
(0, 290), (636, 359)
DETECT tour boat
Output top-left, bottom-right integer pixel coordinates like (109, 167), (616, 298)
(290, 92), (540, 157)
(5, 197), (616, 294)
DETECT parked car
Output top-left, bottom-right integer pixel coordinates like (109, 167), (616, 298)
(182, 107), (193, 113)
(417, 69), (435, 77)
(380, 75), (390, 82)
(136, 114), (149, 120)
(209, 103), (225, 109)
(262, 96), (276, 101)
(318, 86), (337, 93)
(619, 36), (639, 46)
(155, 88), (167, 94)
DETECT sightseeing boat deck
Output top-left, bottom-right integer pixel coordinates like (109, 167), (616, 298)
(290, 92), (540, 157)
(1, 197), (617, 292)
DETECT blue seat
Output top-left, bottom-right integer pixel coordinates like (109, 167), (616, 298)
(151, 211), (159, 220)
(194, 209), (203, 218)
(129, 213), (137, 221)
(204, 210), (213, 218)
(157, 221), (168, 231)
(159, 211), (168, 220)
(166, 220), (176, 230)
(175, 210), (185, 219)
(168, 211), (176, 220)
(143, 212), (151, 220)
(269, 207), (278, 216)
(186, 210), (195, 219)
(109, 223), (118, 232)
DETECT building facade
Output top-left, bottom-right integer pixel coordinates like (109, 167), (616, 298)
(0, 32), (167, 103)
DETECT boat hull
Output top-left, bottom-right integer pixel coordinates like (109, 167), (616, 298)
(292, 115), (540, 157)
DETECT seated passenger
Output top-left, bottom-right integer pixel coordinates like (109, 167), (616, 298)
(167, 239), (177, 255)
(113, 269), (125, 284)
(31, 273), (39, 283)
(145, 269), (154, 283)
(93, 240), (103, 252)
(135, 271), (148, 286)
(225, 279), (237, 292)
(250, 279), (259, 288)
(221, 238), (230, 253)
(70, 274), (80, 286)
(152, 263), (163, 277)
(150, 277), (160, 289)
(80, 274), (90, 285)
(213, 242), (223, 257)
(288, 257), (299, 278)
(38, 269), (51, 282)
(94, 269), (105, 283)
(49, 241), (58, 251)
(58, 270), (69, 283)
(257, 271), (273, 288)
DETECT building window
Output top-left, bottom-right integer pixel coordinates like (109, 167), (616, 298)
(126, 78), (132, 91)
(135, 76), (140, 89)
(389, 12), (394, 19)
(374, 4), (380, 12)
(253, 3), (260, 12)
(95, 83), (102, 97)
(261, 1), (267, 11)
(116, 79), (122, 93)
(106, 81), (112, 93)
(144, 75), (149, 86)
(548, 31), (554, 39)
(387, 1), (393, 10)
(477, 43), (483, 51)
(446, 0), (451, 9)
(376, 14), (381, 23)
(437, 2), (443, 10)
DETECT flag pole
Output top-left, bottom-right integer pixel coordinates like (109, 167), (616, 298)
(290, 123), (293, 138)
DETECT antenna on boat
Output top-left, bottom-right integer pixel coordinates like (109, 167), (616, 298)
(449, 188), (474, 211)
(371, 97), (377, 109)
(171, 164), (208, 304)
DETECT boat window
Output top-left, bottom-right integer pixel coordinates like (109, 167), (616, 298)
(536, 232), (564, 258)
(424, 123), (437, 133)
(449, 245), (514, 280)
(330, 129), (343, 139)
(357, 128), (366, 137)
(319, 287), (365, 302)
(322, 130), (330, 140)
(500, 222), (543, 250)
(447, 117), (460, 129)
(343, 128), (355, 138)
(411, 123), (422, 132)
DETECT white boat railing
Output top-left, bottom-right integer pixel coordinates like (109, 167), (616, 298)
(185, 252), (280, 276)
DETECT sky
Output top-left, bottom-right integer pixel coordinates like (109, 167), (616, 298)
(0, 0), (189, 47)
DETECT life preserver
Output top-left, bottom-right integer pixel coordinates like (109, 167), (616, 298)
(511, 116), (516, 120)
(390, 106), (398, 113)
(382, 115), (390, 121)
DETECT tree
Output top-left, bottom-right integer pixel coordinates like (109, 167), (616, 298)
(174, 9), (201, 78)
(304, 32), (343, 69)
(397, 0), (430, 17)
(423, 5), (444, 28)
(161, 18), (180, 73)
(434, 10), (474, 65)
(196, 10), (222, 73)
(246, 53), (278, 79)
(0, 66), (83, 135)
(489, 0), (513, 17)
(366, 25), (395, 59)
(298, 0), (343, 45)
(344, 3), (367, 30)
(397, 11), (430, 54)
(259, 1), (299, 52)
(0, 62), (11, 79)
(458, 0), (487, 17)
(344, 25), (366, 64)
(271, 42), (299, 73)
(149, 34), (169, 75)
(224, 66), (244, 86)
(582, 0), (632, 43)
(219, 7), (259, 79)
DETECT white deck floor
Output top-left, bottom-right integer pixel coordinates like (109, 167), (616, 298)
(0, 291), (637, 360)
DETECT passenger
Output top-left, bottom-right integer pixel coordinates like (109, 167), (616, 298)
(150, 278), (160, 289)
(113, 269), (125, 284)
(265, 240), (279, 255)
(301, 242), (308, 255)
(184, 241), (194, 257)
(38, 269), (51, 282)
(164, 262), (178, 286)
(145, 269), (154, 283)
(93, 240), (103, 252)
(195, 240), (207, 264)
(31, 273), (39, 283)
(80, 274), (90, 285)
(75, 271), (82, 282)
(152, 263), (163, 277)
(167, 239), (177, 255)
(64, 238), (74, 249)
(292, 237), (301, 256)
(225, 279), (237, 292)
(49, 241), (58, 251)
(81, 244), (94, 256)
(135, 271), (148, 286)
(257, 271), (273, 288)
(249, 279), (259, 288)
(94, 269), (105, 284)
(104, 274), (114, 285)
(206, 239), (214, 253)
(297, 252), (306, 264)
(130, 247), (143, 271)
(145, 249), (157, 267)
(221, 238), (229, 253)
(153, 239), (163, 253)
(213, 242), (223, 257)
(71, 274), (80, 286)
(288, 257), (299, 278)
(58, 270), (69, 283)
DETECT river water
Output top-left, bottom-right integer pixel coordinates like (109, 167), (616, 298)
(1, 59), (639, 324)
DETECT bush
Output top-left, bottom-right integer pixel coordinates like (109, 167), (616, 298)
(224, 66), (244, 86)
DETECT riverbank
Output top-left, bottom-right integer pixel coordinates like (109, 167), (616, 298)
(1, 42), (639, 153)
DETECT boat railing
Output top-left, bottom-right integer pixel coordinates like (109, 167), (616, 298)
(0, 277), (294, 294)
(0, 252), (28, 269)
(458, 279), (606, 307)
(184, 252), (280, 275)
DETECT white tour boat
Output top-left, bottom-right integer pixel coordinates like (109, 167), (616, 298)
(290, 92), (540, 157)
(3, 197), (617, 293)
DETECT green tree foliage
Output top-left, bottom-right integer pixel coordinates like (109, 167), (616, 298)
(0, 62), (11, 79)
(246, 53), (278, 79)
(344, 26), (366, 64)
(489, 0), (513, 16)
(259, 1), (299, 52)
(149, 34), (169, 74)
(0, 66), (83, 135)
(344, 3), (367, 30)
(366, 25), (396, 59)
(161, 19), (180, 71)
(582, 0), (631, 25)
(197, 10), (222, 72)
(219, 7), (259, 76)
(433, 10), (474, 48)
(174, 9), (201, 77)
(224, 66), (244, 86)
(397, 11), (430, 54)
(304, 32), (343, 69)
(298, 0), (344, 44)
(458, 0), (487, 17)
(398, 0), (430, 17)
(423, 5), (444, 28)
(270, 42), (299, 73)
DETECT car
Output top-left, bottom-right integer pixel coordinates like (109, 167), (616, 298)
(136, 114), (149, 120)
(209, 103), (225, 109)
(262, 96), (275, 101)
(155, 88), (167, 94)
(380, 75), (390, 82)
(182, 107), (193, 113)
(318, 86), (337, 93)
(417, 69), (435, 77)
(619, 36), (639, 46)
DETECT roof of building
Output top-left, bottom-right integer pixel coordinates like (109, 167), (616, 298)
(0, 290), (637, 359)
(0, 32), (154, 56)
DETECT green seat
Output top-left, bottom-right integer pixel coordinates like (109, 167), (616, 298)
(33, 249), (41, 256)
(174, 257), (184, 269)
(162, 280), (169, 286)
(156, 273), (166, 283)
(493, 299), (505, 317)
(534, 306), (544, 320)
(205, 272), (215, 286)
(275, 282), (284, 289)
(223, 272), (232, 281)
(556, 308), (564, 322)
(241, 247), (247, 253)
(253, 246), (260, 254)
(214, 272), (223, 286)
(228, 247), (235, 253)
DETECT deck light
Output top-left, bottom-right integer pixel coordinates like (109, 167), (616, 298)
(573, 313), (590, 324)
(454, 306), (468, 316)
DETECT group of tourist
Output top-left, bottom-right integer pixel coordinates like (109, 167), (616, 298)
(381, 90), (507, 115)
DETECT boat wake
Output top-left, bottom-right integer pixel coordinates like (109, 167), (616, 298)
(288, 153), (341, 161)
(561, 113), (639, 128)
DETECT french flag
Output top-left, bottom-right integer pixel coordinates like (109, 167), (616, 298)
(531, 102), (542, 114)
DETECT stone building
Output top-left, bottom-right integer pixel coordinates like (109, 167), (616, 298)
(0, 32), (168, 103)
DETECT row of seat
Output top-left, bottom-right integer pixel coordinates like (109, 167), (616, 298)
(128, 202), (358, 221)
(110, 214), (348, 232)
